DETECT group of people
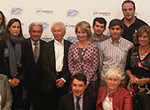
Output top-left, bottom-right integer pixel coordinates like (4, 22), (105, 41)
(0, 0), (150, 110)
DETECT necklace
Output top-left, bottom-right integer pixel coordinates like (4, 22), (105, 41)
(139, 46), (150, 60)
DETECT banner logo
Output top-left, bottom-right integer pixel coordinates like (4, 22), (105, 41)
(93, 10), (110, 17)
(41, 22), (49, 29)
(67, 10), (79, 17)
(36, 8), (53, 15)
(67, 37), (78, 43)
(11, 7), (23, 15)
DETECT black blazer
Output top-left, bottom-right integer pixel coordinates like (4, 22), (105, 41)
(0, 40), (30, 82)
(58, 91), (96, 110)
(42, 39), (72, 92)
(26, 38), (46, 87)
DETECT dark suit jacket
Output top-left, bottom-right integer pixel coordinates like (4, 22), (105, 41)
(58, 91), (96, 110)
(26, 38), (46, 88)
(42, 39), (72, 92)
(0, 40), (30, 83)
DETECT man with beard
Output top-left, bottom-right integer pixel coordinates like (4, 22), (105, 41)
(91, 17), (110, 47)
(121, 0), (147, 43)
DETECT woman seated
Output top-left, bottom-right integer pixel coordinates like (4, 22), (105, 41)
(97, 66), (132, 110)
(0, 73), (12, 110)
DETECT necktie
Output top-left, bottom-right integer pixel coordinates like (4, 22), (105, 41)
(76, 97), (81, 110)
(33, 42), (39, 63)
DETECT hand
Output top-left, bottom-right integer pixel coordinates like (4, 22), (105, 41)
(12, 78), (20, 84)
(129, 76), (137, 84)
(56, 78), (65, 88)
(136, 78), (149, 86)
(9, 78), (20, 87)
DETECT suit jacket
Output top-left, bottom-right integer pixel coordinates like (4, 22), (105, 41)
(42, 39), (72, 92)
(0, 40), (31, 83)
(97, 86), (133, 110)
(58, 91), (96, 110)
(0, 74), (12, 110)
(26, 38), (46, 88)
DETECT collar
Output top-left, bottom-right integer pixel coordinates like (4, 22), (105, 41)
(54, 39), (64, 45)
(122, 16), (138, 25)
(73, 93), (84, 102)
(110, 37), (122, 45)
(31, 39), (40, 45)
(107, 86), (120, 98)
(93, 34), (104, 42)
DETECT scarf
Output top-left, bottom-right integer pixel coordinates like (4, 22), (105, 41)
(6, 36), (24, 77)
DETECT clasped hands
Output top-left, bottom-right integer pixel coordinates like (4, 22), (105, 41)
(130, 76), (149, 86)
(9, 78), (20, 87)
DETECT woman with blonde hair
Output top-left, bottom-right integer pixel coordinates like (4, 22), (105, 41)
(68, 21), (99, 94)
(97, 66), (132, 110)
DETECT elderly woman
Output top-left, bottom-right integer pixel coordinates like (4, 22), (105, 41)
(125, 25), (150, 110)
(68, 21), (99, 94)
(0, 73), (12, 110)
(0, 18), (30, 110)
(97, 66), (132, 110)
(0, 11), (6, 40)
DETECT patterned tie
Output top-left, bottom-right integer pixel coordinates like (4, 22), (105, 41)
(76, 97), (81, 110)
(33, 42), (39, 63)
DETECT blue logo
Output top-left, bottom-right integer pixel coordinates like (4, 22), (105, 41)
(41, 22), (49, 29)
(36, 8), (53, 15)
(66, 37), (78, 43)
(11, 7), (23, 15)
(65, 23), (75, 29)
(93, 10), (110, 17)
(67, 10), (79, 17)
(41, 37), (52, 42)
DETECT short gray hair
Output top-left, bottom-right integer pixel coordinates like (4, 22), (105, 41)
(51, 21), (66, 34)
(29, 22), (43, 32)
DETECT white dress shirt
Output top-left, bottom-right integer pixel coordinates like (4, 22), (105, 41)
(102, 94), (113, 110)
(54, 39), (64, 72)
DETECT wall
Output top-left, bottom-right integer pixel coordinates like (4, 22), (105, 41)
(0, 0), (149, 42)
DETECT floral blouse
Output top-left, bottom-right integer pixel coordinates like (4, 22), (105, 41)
(125, 46), (150, 78)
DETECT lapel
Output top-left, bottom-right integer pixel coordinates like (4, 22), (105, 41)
(70, 93), (75, 110)
(27, 38), (35, 62)
(63, 40), (68, 71)
(37, 40), (44, 62)
(50, 40), (56, 71)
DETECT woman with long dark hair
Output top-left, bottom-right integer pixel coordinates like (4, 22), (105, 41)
(0, 18), (30, 110)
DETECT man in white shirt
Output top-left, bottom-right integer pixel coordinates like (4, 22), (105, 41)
(42, 21), (72, 110)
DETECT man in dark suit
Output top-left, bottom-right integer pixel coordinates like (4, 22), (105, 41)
(26, 22), (46, 110)
(42, 21), (72, 110)
(58, 73), (96, 110)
